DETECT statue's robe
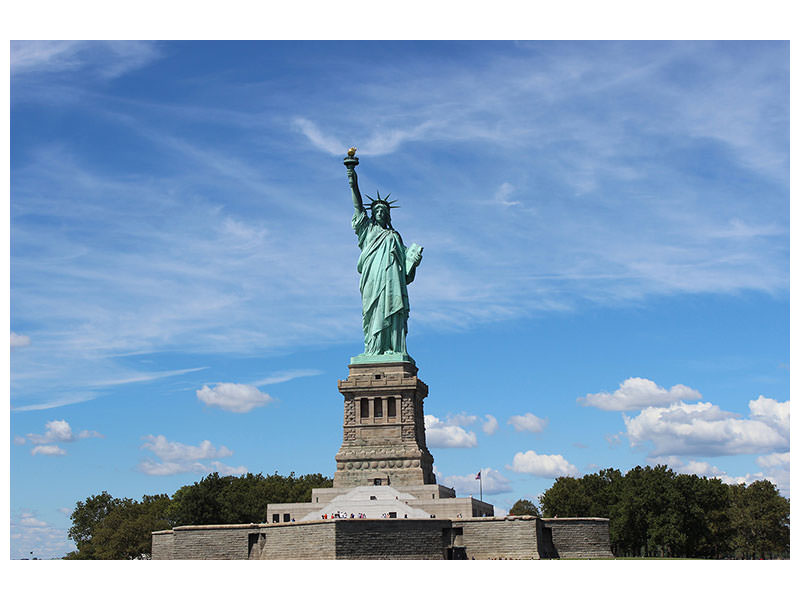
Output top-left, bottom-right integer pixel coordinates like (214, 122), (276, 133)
(353, 209), (413, 355)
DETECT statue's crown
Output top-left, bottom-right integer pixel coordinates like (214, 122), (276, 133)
(365, 190), (400, 210)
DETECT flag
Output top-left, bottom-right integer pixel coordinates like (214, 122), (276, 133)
(475, 471), (481, 480)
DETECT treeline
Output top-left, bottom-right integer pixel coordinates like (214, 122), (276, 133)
(65, 471), (332, 559)
(537, 465), (789, 559)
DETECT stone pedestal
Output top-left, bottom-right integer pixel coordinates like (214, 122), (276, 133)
(334, 361), (436, 487)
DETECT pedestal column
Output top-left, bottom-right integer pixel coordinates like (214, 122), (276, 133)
(334, 361), (436, 487)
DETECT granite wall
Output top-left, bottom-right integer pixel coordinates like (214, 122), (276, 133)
(454, 517), (540, 560)
(540, 518), (614, 558)
(151, 516), (612, 560)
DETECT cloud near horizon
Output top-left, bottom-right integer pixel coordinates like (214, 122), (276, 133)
(437, 467), (512, 496)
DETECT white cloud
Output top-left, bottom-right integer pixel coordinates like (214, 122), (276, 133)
(250, 369), (322, 386)
(140, 434), (232, 462)
(756, 452), (790, 469)
(438, 467), (512, 496)
(137, 434), (246, 476)
(624, 398), (789, 457)
(92, 366), (207, 387)
(11, 41), (160, 79)
(11, 332), (31, 348)
(23, 419), (103, 449)
(293, 117), (346, 155)
(482, 414), (498, 435)
(605, 432), (623, 448)
(424, 414), (478, 448)
(31, 445), (66, 456)
(28, 419), (74, 443)
(578, 377), (702, 411)
(444, 413), (478, 427)
(508, 412), (548, 433)
(655, 455), (788, 495)
(749, 395), (789, 437)
(12, 392), (98, 412)
(196, 382), (275, 413)
(11, 510), (73, 559)
(493, 182), (520, 207)
(507, 450), (579, 477)
(211, 461), (249, 476)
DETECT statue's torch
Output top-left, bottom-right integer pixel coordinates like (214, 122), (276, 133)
(344, 146), (359, 172)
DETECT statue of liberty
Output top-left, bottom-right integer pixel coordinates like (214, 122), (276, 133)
(344, 148), (423, 363)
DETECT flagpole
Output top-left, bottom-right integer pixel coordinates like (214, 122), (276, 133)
(479, 471), (483, 503)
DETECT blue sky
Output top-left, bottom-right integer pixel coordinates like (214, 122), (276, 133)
(8, 40), (789, 559)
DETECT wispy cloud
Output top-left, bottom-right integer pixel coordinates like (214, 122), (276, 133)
(11, 510), (73, 559)
(10, 42), (788, 412)
(11, 41), (161, 79)
(11, 332), (31, 348)
(92, 366), (208, 387)
(250, 369), (322, 386)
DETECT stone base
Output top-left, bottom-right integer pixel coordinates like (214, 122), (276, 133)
(335, 361), (435, 487)
(151, 515), (614, 560)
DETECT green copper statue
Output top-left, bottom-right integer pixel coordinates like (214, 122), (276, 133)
(345, 148), (423, 364)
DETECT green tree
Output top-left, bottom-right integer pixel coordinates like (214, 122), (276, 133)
(168, 471), (334, 526)
(65, 491), (126, 559)
(509, 499), (540, 516)
(90, 495), (172, 559)
(729, 480), (790, 559)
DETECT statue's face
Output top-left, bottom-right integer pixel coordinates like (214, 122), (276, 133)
(373, 204), (389, 226)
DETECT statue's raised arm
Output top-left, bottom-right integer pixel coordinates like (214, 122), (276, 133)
(344, 148), (422, 365)
(344, 147), (364, 213)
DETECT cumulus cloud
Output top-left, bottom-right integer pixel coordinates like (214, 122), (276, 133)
(424, 414), (478, 448)
(438, 467), (512, 496)
(482, 414), (499, 435)
(623, 398), (789, 457)
(20, 419), (103, 456)
(11, 332), (31, 348)
(196, 382), (275, 413)
(507, 451), (579, 477)
(756, 452), (790, 469)
(578, 377), (702, 411)
(508, 412), (548, 433)
(137, 434), (246, 476)
(749, 396), (789, 437)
